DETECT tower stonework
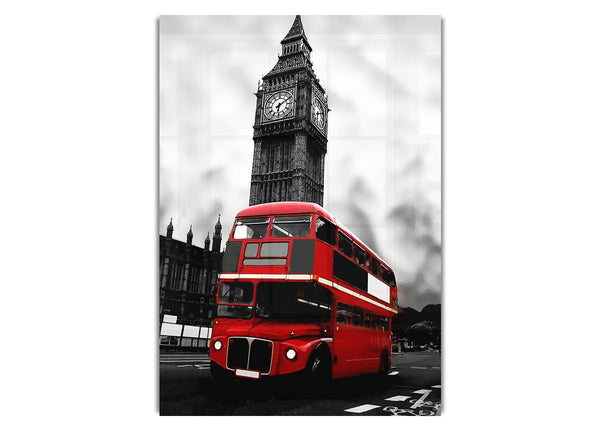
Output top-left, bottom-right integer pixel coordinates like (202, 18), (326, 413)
(249, 15), (328, 206)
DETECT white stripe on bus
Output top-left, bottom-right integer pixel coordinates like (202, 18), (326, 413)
(219, 273), (311, 281)
(217, 273), (397, 314)
(318, 277), (397, 314)
(286, 274), (312, 280)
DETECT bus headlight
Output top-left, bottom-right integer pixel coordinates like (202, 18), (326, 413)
(285, 348), (297, 360)
(213, 340), (222, 351)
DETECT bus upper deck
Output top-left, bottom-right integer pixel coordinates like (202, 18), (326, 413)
(219, 202), (398, 313)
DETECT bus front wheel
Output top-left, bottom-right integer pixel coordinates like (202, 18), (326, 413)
(306, 345), (331, 383)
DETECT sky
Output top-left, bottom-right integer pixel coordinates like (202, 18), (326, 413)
(159, 15), (441, 311)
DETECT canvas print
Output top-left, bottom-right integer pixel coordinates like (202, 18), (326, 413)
(159, 15), (442, 415)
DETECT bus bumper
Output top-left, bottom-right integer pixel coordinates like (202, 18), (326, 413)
(209, 336), (329, 379)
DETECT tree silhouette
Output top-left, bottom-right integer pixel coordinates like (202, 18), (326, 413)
(406, 321), (435, 346)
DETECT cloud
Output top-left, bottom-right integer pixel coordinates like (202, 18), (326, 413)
(386, 201), (442, 307)
(346, 178), (379, 254)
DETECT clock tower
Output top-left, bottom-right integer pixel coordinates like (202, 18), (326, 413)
(249, 15), (328, 206)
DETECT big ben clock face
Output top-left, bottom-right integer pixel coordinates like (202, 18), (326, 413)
(263, 90), (294, 122)
(311, 97), (326, 131)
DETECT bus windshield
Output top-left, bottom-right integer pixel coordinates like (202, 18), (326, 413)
(233, 218), (269, 239)
(255, 281), (331, 322)
(216, 281), (254, 319)
(271, 215), (311, 238)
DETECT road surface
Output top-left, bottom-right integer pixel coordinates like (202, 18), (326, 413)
(160, 350), (441, 415)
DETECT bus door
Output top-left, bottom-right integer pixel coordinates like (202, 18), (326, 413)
(333, 302), (360, 377)
(364, 310), (377, 370)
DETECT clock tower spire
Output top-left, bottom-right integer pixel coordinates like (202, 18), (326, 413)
(249, 15), (328, 206)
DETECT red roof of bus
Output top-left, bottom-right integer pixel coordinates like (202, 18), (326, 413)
(236, 202), (334, 221)
(234, 202), (392, 271)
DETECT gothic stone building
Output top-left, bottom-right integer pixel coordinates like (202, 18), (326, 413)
(159, 217), (223, 350)
(249, 15), (329, 206)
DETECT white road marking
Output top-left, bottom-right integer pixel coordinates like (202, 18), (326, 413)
(176, 364), (193, 368)
(387, 371), (399, 376)
(431, 385), (441, 388)
(411, 389), (432, 409)
(433, 366), (441, 369)
(410, 366), (427, 369)
(385, 395), (410, 402)
(345, 404), (381, 414)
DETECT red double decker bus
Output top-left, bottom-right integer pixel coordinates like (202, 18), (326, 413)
(209, 202), (398, 383)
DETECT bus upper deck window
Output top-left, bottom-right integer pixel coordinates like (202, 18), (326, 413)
(271, 215), (311, 238)
(338, 231), (353, 258)
(353, 244), (366, 266)
(233, 218), (269, 239)
(316, 217), (335, 247)
(371, 257), (381, 278)
(381, 266), (396, 286)
(316, 217), (336, 246)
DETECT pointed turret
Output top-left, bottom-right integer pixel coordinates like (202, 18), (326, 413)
(263, 15), (313, 79)
(212, 214), (222, 253)
(283, 15), (304, 40)
(281, 15), (312, 51)
(204, 232), (210, 250)
(281, 15), (312, 54)
(166, 218), (174, 239)
(186, 225), (193, 245)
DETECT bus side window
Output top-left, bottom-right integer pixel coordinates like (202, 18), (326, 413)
(336, 302), (352, 325)
(371, 257), (381, 278)
(338, 231), (353, 258)
(364, 312), (372, 328)
(353, 243), (366, 266)
(381, 266), (388, 283)
(316, 217), (336, 246)
(381, 266), (396, 286)
(352, 307), (363, 327)
(365, 252), (371, 271)
(381, 316), (389, 332)
(372, 315), (380, 331)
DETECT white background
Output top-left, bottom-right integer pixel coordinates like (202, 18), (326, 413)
(2, 0), (600, 429)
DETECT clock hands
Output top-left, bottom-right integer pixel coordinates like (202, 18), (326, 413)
(313, 110), (324, 127)
(266, 92), (292, 119)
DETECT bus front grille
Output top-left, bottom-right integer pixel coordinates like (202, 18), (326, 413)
(226, 337), (273, 375)
(227, 338), (249, 370)
(249, 339), (273, 374)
